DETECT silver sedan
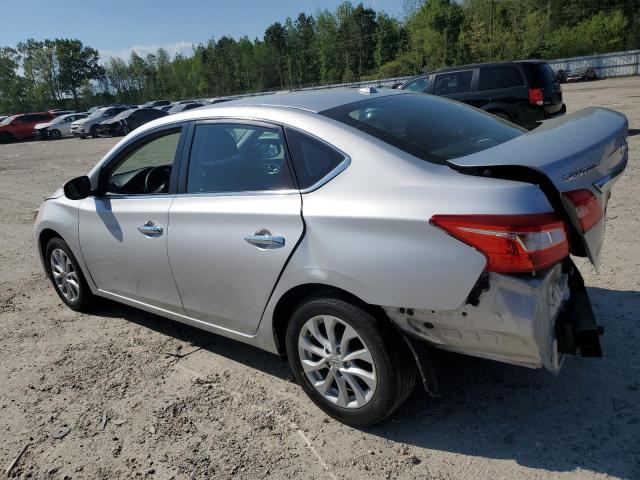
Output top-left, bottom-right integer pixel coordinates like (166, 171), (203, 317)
(35, 88), (628, 426)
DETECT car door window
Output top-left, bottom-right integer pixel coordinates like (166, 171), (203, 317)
(403, 77), (429, 92)
(433, 71), (473, 95)
(186, 123), (293, 193)
(478, 66), (524, 90)
(285, 128), (346, 189)
(106, 130), (181, 195)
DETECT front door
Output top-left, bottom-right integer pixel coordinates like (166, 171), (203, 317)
(168, 122), (304, 334)
(79, 128), (185, 312)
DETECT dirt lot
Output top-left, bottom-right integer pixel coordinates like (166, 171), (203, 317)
(1, 76), (639, 480)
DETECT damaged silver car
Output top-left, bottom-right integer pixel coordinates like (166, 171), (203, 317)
(35, 88), (628, 426)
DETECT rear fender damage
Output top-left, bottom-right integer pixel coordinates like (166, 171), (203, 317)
(384, 260), (602, 376)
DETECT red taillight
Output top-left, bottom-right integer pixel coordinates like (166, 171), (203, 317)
(430, 213), (569, 273)
(562, 189), (602, 233)
(528, 88), (544, 106)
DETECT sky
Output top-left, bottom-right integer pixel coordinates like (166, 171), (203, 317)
(2, 0), (405, 61)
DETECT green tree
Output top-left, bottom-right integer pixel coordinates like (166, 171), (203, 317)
(55, 39), (103, 110)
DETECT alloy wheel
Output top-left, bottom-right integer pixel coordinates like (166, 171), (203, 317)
(50, 248), (80, 303)
(298, 315), (377, 408)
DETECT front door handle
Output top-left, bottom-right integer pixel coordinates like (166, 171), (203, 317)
(244, 229), (285, 249)
(137, 220), (163, 237)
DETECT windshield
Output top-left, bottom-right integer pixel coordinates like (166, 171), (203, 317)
(1, 115), (18, 126)
(321, 93), (523, 164)
(86, 109), (106, 120)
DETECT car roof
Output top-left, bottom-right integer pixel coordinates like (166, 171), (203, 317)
(207, 88), (407, 113)
(433, 59), (546, 74)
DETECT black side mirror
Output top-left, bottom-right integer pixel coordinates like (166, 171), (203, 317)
(63, 175), (92, 200)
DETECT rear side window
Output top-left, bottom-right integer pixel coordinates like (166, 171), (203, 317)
(524, 63), (557, 87)
(478, 66), (524, 90)
(433, 70), (473, 95)
(187, 123), (293, 194)
(321, 94), (523, 164)
(285, 129), (345, 189)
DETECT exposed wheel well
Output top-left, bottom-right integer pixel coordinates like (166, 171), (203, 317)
(271, 283), (388, 355)
(38, 228), (62, 260)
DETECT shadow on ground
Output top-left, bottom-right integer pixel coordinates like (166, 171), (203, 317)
(92, 286), (640, 479)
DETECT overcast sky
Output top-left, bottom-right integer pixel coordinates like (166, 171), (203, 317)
(3, 0), (405, 61)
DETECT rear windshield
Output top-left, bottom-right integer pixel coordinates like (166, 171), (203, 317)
(524, 62), (557, 87)
(320, 93), (523, 164)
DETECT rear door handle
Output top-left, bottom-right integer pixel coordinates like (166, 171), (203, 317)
(244, 229), (285, 249)
(137, 220), (163, 237)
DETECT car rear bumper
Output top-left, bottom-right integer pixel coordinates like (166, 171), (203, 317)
(384, 260), (601, 374)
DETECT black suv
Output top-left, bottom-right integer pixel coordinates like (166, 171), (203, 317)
(400, 60), (566, 130)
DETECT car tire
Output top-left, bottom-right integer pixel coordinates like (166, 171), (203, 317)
(285, 296), (417, 427)
(0, 131), (13, 143)
(45, 237), (95, 312)
(122, 125), (131, 135)
(90, 125), (99, 138)
(50, 129), (61, 140)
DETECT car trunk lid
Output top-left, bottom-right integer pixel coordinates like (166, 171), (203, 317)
(447, 107), (628, 269)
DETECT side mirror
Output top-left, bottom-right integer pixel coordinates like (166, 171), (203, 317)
(63, 175), (92, 200)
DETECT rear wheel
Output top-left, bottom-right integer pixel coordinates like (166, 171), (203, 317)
(50, 129), (61, 140)
(286, 296), (416, 427)
(45, 237), (94, 312)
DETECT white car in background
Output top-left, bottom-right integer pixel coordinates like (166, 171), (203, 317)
(34, 113), (88, 139)
(70, 106), (129, 138)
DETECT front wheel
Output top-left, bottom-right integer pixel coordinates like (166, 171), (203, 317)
(89, 125), (99, 138)
(45, 237), (95, 312)
(50, 129), (61, 140)
(286, 296), (416, 427)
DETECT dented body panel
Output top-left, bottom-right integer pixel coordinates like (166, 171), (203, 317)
(385, 264), (571, 373)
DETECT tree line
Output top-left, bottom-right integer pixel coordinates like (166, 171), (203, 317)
(1, 0), (639, 113)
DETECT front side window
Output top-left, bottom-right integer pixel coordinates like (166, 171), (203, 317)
(478, 66), (524, 90)
(106, 130), (181, 195)
(321, 93), (523, 164)
(186, 123), (293, 194)
(433, 70), (473, 95)
(403, 77), (429, 93)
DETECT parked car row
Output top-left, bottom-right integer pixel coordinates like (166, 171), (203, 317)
(0, 99), (219, 142)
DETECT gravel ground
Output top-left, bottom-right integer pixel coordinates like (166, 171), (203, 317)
(1, 77), (639, 480)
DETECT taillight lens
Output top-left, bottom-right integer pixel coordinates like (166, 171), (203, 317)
(562, 189), (602, 233)
(528, 88), (544, 106)
(430, 213), (569, 273)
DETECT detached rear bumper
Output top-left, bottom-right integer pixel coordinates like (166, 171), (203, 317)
(384, 260), (601, 374)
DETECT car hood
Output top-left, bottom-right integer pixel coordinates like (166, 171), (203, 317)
(45, 187), (65, 200)
(34, 122), (52, 130)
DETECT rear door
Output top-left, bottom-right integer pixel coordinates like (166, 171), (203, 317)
(448, 107), (628, 267)
(14, 115), (35, 139)
(476, 65), (527, 119)
(431, 70), (476, 104)
(168, 121), (304, 334)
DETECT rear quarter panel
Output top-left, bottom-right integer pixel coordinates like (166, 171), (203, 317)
(260, 118), (555, 326)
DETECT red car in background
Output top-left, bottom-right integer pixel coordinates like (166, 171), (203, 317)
(0, 112), (55, 142)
